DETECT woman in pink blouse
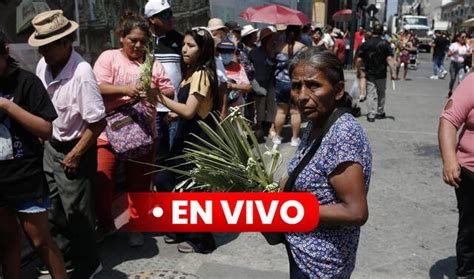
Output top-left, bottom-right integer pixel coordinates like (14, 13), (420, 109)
(439, 73), (474, 277)
(93, 11), (174, 247)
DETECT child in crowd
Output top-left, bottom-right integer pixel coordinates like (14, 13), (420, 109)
(0, 28), (66, 278)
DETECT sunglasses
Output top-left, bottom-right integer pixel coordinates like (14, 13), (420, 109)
(192, 26), (210, 37)
(157, 9), (173, 20)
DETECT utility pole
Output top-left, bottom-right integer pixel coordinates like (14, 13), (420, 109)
(348, 0), (358, 68)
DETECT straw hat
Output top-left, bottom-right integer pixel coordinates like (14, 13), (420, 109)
(241, 25), (258, 38)
(207, 18), (226, 31)
(28, 10), (78, 47)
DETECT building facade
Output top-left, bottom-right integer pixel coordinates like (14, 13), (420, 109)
(8, 0), (209, 71)
(420, 0), (444, 27)
(441, 0), (474, 32)
(79, 0), (209, 63)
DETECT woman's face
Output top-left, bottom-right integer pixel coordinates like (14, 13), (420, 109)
(120, 27), (148, 60)
(182, 34), (200, 65)
(313, 32), (322, 42)
(459, 33), (467, 44)
(291, 63), (343, 124)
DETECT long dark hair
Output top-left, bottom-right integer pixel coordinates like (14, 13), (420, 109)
(286, 25), (301, 58)
(289, 48), (352, 108)
(453, 32), (466, 43)
(0, 28), (18, 67)
(182, 28), (218, 111)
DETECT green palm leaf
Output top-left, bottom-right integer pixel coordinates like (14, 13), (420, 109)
(154, 107), (282, 192)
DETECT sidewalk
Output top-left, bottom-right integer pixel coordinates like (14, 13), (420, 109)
(21, 58), (459, 278)
(20, 69), (360, 279)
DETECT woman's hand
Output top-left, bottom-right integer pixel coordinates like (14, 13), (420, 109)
(121, 85), (142, 98)
(165, 112), (179, 125)
(443, 160), (461, 188)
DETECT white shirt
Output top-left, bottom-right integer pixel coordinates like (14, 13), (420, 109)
(36, 50), (106, 141)
(323, 33), (335, 48)
(449, 42), (471, 63)
(153, 34), (181, 112)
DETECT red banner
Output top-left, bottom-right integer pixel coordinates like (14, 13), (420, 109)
(125, 192), (319, 232)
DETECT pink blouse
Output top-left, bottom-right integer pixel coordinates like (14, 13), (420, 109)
(440, 73), (474, 172)
(93, 49), (174, 140)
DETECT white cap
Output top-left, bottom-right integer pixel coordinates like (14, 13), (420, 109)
(144, 0), (171, 18)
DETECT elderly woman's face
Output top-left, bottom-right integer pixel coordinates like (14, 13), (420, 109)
(291, 63), (343, 124)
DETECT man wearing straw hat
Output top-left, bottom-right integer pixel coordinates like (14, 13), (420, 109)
(207, 17), (227, 41)
(28, 10), (105, 278)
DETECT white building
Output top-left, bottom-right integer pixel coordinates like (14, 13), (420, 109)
(420, 0), (443, 28)
(441, 0), (474, 32)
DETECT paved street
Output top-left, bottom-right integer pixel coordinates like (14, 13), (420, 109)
(22, 52), (460, 279)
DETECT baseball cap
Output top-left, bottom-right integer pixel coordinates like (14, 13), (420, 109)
(144, 0), (171, 18)
(225, 21), (242, 31)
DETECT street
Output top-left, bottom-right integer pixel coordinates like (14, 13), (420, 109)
(25, 52), (460, 279)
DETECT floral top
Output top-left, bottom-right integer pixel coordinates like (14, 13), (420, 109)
(285, 113), (372, 278)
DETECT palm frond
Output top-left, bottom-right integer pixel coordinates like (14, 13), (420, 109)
(154, 107), (282, 192)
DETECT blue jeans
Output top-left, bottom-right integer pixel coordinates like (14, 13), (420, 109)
(449, 61), (465, 92)
(155, 112), (170, 162)
(432, 55), (446, 76)
(169, 120), (177, 149)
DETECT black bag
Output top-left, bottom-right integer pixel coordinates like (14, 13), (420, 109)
(262, 107), (350, 245)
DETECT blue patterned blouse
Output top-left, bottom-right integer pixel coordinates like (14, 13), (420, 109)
(285, 113), (372, 278)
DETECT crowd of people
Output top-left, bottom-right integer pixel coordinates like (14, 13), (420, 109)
(0, 0), (473, 278)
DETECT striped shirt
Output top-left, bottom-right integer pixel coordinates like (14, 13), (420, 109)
(152, 30), (183, 112)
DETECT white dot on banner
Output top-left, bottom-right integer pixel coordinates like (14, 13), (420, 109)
(152, 207), (163, 218)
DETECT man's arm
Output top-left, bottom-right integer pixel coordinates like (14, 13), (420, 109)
(62, 119), (106, 178)
(387, 56), (397, 79)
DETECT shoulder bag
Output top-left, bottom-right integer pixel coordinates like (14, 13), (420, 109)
(262, 107), (351, 245)
(105, 99), (154, 160)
